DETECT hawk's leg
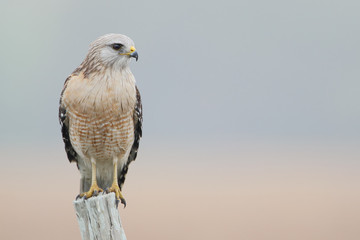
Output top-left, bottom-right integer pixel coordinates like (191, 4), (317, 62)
(106, 159), (126, 208)
(77, 161), (103, 199)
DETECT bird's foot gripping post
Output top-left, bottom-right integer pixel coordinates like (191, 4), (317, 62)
(106, 184), (126, 208)
(74, 192), (127, 240)
(77, 184), (103, 199)
(105, 158), (126, 208)
(76, 161), (104, 200)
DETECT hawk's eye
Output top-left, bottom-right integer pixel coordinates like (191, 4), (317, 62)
(112, 43), (123, 50)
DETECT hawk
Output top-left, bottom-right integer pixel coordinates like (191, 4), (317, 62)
(59, 34), (142, 207)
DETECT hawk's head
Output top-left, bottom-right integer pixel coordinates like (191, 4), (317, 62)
(84, 33), (138, 71)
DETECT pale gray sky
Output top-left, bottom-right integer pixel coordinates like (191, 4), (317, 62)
(0, 0), (359, 147)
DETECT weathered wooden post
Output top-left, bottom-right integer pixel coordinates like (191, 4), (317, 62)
(74, 193), (127, 240)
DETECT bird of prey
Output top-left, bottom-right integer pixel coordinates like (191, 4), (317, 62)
(59, 34), (142, 207)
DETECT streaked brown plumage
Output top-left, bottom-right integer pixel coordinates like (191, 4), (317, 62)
(59, 34), (142, 207)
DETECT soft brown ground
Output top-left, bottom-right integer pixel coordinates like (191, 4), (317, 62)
(1, 142), (359, 240)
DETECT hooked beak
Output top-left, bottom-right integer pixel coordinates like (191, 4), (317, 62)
(120, 46), (139, 61)
(130, 51), (139, 61)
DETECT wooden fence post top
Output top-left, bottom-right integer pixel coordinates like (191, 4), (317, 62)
(74, 193), (127, 240)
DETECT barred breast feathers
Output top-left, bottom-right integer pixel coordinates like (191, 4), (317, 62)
(60, 66), (137, 164)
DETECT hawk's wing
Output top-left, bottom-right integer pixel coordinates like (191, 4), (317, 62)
(59, 76), (79, 165)
(118, 86), (143, 189)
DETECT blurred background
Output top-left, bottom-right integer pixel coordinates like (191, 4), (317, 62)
(1, 0), (360, 239)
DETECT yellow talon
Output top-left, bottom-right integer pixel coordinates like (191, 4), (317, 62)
(77, 161), (103, 199)
(107, 183), (126, 207)
(78, 183), (103, 199)
(106, 158), (126, 208)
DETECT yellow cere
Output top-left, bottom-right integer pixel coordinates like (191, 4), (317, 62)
(120, 46), (136, 56)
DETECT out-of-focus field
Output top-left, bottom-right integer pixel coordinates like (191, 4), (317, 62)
(0, 141), (359, 240)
